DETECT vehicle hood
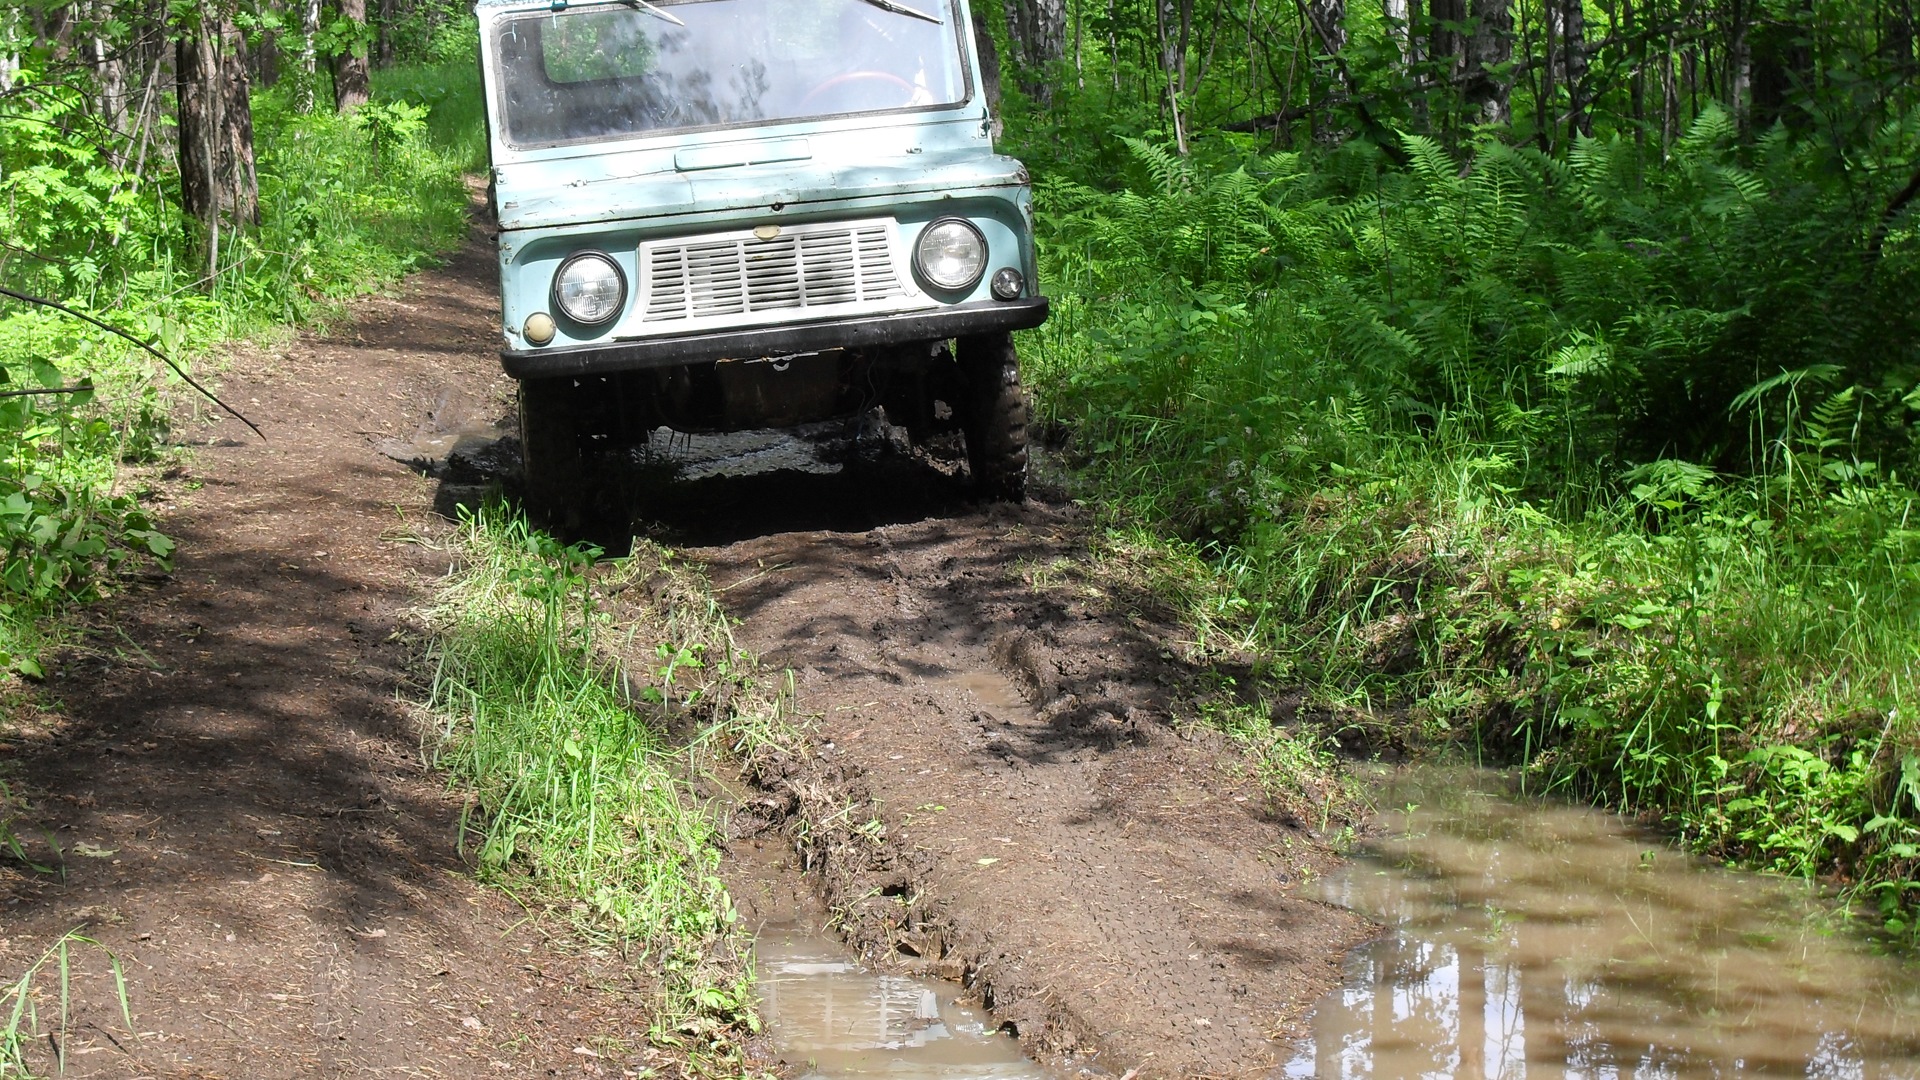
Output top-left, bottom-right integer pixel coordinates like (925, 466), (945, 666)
(493, 139), (1027, 234)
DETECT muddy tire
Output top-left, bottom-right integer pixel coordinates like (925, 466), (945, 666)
(955, 331), (1028, 502)
(516, 376), (627, 539)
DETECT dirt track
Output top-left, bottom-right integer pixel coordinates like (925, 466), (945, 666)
(0, 234), (675, 1078)
(0, 215), (1371, 1079)
(706, 505), (1372, 1077)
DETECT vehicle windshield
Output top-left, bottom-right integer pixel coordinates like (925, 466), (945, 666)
(490, 0), (970, 149)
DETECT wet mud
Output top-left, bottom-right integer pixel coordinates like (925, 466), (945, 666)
(1285, 769), (1920, 1079)
(429, 414), (1376, 1077)
(592, 436), (1377, 1077)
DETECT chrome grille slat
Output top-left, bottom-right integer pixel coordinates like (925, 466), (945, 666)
(635, 218), (916, 329)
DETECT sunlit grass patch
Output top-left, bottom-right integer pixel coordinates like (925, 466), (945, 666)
(422, 504), (789, 1059)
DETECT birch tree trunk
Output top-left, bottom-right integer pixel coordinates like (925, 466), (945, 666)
(0, 6), (16, 94)
(1157, 0), (1190, 153)
(88, 2), (130, 163)
(1464, 0), (1511, 124)
(296, 0), (320, 112)
(1304, 0), (1347, 55)
(1383, 0), (1414, 63)
(1549, 0), (1587, 135)
(1728, 0), (1752, 129)
(332, 0), (371, 112)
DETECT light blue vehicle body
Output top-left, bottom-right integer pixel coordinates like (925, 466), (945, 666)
(474, 0), (1048, 381)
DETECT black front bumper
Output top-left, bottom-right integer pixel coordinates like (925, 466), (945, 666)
(501, 297), (1051, 380)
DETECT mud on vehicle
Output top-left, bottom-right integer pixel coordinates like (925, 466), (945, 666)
(476, 0), (1048, 523)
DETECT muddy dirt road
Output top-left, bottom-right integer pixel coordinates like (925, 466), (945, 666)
(0, 214), (1371, 1078)
(700, 502), (1372, 1077)
(0, 236), (674, 1078)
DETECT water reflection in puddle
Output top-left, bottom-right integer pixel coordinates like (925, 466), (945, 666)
(1283, 769), (1920, 1079)
(758, 927), (1045, 1078)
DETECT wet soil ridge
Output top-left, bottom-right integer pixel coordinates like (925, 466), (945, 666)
(704, 511), (1374, 1078)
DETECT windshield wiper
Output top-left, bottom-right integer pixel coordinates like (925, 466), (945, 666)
(854, 0), (942, 25)
(613, 0), (685, 26)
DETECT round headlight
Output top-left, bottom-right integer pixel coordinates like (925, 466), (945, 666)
(551, 251), (626, 326)
(914, 219), (987, 291)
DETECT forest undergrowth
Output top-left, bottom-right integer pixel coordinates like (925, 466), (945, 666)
(1011, 96), (1920, 931)
(0, 50), (483, 672)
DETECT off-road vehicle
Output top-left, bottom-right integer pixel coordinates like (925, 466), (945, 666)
(476, 0), (1048, 520)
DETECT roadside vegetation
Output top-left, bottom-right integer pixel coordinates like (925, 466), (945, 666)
(0, 3), (483, 673)
(422, 504), (787, 1067)
(992, 0), (1920, 929)
(1, 4), (486, 1066)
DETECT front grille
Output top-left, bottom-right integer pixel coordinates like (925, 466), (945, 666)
(640, 220), (909, 323)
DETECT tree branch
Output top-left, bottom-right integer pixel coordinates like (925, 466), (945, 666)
(1867, 161), (1920, 265)
(0, 286), (264, 440)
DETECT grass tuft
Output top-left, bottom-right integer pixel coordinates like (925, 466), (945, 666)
(422, 503), (791, 1062)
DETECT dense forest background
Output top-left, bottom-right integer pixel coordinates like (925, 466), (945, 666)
(2, 0), (1917, 926)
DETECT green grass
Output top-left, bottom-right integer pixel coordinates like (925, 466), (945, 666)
(422, 505), (788, 1061)
(1, 931), (130, 1079)
(1015, 122), (1920, 933)
(373, 59), (490, 173)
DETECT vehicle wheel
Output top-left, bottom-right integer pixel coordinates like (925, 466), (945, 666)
(517, 376), (627, 539)
(955, 331), (1028, 502)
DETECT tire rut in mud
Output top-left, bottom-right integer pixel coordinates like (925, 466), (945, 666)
(682, 494), (1377, 1077)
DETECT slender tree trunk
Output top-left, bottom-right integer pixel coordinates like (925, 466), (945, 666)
(223, 23), (259, 228)
(332, 0), (371, 112)
(0, 6), (16, 94)
(1749, 0), (1811, 130)
(1304, 0), (1346, 54)
(1884, 0), (1917, 82)
(1619, 0), (1645, 150)
(377, 0), (396, 66)
(297, 0), (320, 112)
(1728, 0), (1752, 129)
(1662, 30), (1677, 152)
(1551, 0), (1588, 135)
(88, 2), (130, 161)
(1072, 0), (1084, 88)
(177, 8), (259, 282)
(1465, 0), (1511, 124)
(1156, 0), (1191, 152)
(1429, 0), (1466, 132)
(972, 6), (1003, 123)
(1532, 1), (1552, 147)
(1383, 0), (1413, 62)
(1109, 0), (1121, 91)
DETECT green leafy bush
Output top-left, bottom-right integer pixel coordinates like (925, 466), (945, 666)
(1023, 116), (1920, 930)
(0, 49), (481, 663)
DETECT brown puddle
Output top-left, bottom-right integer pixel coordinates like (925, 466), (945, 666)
(940, 669), (1031, 715)
(757, 926), (1047, 1078)
(1282, 768), (1920, 1078)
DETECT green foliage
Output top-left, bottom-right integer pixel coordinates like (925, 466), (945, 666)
(424, 506), (760, 1053)
(0, 44), (480, 665)
(1023, 106), (1920, 930)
